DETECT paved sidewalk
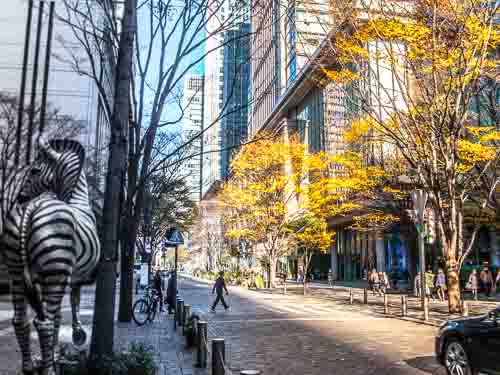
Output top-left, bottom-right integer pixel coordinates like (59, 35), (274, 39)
(185, 275), (499, 327)
(0, 285), (204, 375)
(276, 281), (500, 326)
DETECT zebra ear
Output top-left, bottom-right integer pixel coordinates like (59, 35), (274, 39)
(48, 139), (86, 202)
(38, 135), (59, 161)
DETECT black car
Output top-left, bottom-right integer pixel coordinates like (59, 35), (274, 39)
(436, 307), (500, 375)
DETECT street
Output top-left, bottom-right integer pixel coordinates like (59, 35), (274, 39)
(0, 277), (449, 375)
(178, 278), (446, 375)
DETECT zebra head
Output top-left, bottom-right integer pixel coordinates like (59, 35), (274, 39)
(21, 136), (86, 203)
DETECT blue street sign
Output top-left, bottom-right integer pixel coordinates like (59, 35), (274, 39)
(164, 227), (184, 246)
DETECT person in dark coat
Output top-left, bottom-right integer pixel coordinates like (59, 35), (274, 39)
(166, 271), (176, 314)
(211, 271), (229, 311)
(153, 270), (164, 312)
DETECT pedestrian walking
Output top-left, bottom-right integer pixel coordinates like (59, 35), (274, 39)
(379, 271), (390, 295)
(480, 266), (494, 297)
(370, 269), (381, 295)
(468, 269), (479, 300)
(414, 273), (421, 297)
(425, 269), (436, 301)
(495, 269), (500, 295)
(153, 270), (164, 312)
(435, 268), (447, 302)
(211, 271), (229, 312)
(328, 268), (334, 287)
(297, 266), (305, 284)
(135, 273), (140, 295)
(166, 271), (176, 314)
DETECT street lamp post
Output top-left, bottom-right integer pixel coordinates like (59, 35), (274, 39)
(173, 244), (178, 330)
(411, 189), (428, 310)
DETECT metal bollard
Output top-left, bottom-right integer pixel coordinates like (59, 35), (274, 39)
(240, 371), (261, 375)
(212, 338), (225, 375)
(183, 305), (192, 335)
(423, 297), (429, 321)
(384, 294), (389, 314)
(401, 295), (407, 317)
(349, 288), (354, 304)
(177, 300), (184, 327)
(363, 288), (368, 304)
(196, 321), (208, 368)
(461, 300), (469, 317)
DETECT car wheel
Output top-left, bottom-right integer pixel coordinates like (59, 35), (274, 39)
(443, 338), (476, 375)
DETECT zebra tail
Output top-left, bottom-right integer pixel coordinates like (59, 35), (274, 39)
(20, 199), (45, 320)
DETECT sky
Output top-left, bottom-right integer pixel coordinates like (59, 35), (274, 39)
(136, 2), (206, 138)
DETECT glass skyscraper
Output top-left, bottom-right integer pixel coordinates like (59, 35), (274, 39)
(220, 23), (251, 179)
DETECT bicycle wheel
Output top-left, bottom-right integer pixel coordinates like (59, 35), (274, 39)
(133, 299), (150, 326)
(148, 299), (158, 322)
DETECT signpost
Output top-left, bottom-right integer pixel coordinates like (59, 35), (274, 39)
(164, 227), (184, 330)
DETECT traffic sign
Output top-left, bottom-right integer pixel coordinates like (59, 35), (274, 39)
(164, 227), (184, 246)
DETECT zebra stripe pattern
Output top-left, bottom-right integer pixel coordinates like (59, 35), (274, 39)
(1, 138), (100, 374)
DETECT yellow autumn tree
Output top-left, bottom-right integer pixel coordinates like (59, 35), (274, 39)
(318, 0), (500, 312)
(220, 135), (396, 287)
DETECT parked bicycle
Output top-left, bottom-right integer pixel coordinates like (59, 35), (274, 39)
(132, 286), (163, 325)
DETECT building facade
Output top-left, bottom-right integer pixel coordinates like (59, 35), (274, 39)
(181, 74), (205, 202)
(220, 23), (251, 179)
(0, 1), (117, 292)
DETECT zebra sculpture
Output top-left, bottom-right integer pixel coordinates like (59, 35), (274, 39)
(1, 137), (100, 375)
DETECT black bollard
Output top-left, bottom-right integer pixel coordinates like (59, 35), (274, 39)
(423, 297), (429, 321)
(183, 304), (192, 335)
(177, 300), (184, 327)
(212, 338), (225, 375)
(401, 295), (407, 317)
(461, 300), (469, 317)
(184, 304), (192, 325)
(363, 288), (368, 304)
(196, 321), (208, 368)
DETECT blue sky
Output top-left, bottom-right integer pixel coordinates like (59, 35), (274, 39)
(136, 4), (206, 137)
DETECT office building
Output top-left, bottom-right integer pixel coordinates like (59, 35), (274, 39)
(249, 0), (331, 136)
(220, 23), (251, 179)
(181, 74), (205, 202)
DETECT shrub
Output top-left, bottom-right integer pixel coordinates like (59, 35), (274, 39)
(62, 343), (157, 375)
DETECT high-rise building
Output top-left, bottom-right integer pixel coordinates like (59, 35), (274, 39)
(249, 0), (331, 136)
(220, 23), (251, 179)
(181, 74), (205, 202)
(202, 1), (228, 196)
(202, 0), (250, 195)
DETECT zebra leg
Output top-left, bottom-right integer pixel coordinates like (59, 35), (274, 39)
(52, 309), (61, 361)
(70, 285), (86, 346)
(34, 279), (68, 375)
(11, 279), (35, 374)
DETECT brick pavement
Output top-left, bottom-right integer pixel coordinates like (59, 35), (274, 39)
(180, 277), (448, 375)
(0, 285), (205, 375)
(276, 281), (500, 327)
(2, 276), (481, 375)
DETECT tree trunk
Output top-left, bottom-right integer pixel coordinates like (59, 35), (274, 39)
(446, 258), (461, 313)
(118, 217), (139, 322)
(89, 0), (135, 369)
(303, 251), (312, 296)
(269, 257), (277, 288)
